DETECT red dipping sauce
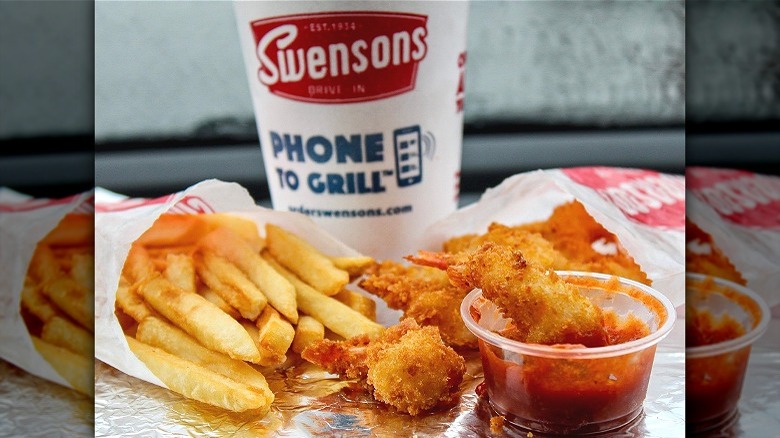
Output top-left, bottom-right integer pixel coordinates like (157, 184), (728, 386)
(686, 274), (769, 434)
(461, 271), (675, 435)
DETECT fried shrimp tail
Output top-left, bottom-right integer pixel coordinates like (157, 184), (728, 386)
(404, 250), (453, 270)
(302, 318), (466, 416)
(417, 243), (608, 347)
(299, 334), (370, 380)
(359, 261), (476, 348)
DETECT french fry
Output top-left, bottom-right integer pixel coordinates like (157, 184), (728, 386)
(200, 213), (265, 253)
(240, 321), (262, 355)
(51, 246), (93, 265)
(265, 224), (348, 296)
(195, 251), (267, 321)
(112, 212), (399, 414)
(164, 253), (196, 293)
(136, 317), (274, 397)
(126, 336), (272, 413)
(254, 307), (295, 367)
(32, 337), (93, 397)
(21, 283), (59, 322)
(330, 255), (376, 280)
(334, 288), (377, 321)
(123, 244), (159, 284)
(291, 315), (325, 354)
(135, 214), (209, 247)
(29, 244), (62, 284)
(39, 213), (94, 247)
(115, 307), (138, 334)
(70, 252), (94, 292)
(199, 287), (241, 319)
(41, 316), (93, 357)
(263, 254), (384, 339)
(324, 328), (345, 342)
(136, 276), (261, 362)
(116, 279), (158, 323)
(198, 227), (297, 323)
(41, 277), (93, 332)
(239, 319), (289, 367)
(145, 244), (196, 259)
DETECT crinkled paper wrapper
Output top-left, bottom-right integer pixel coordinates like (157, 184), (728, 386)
(687, 180), (780, 310)
(95, 174), (691, 436)
(417, 168), (685, 308)
(0, 189), (93, 391)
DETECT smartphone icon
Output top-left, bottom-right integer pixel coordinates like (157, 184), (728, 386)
(393, 126), (422, 187)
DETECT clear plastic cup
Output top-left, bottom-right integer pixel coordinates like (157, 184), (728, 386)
(460, 271), (676, 435)
(686, 273), (770, 434)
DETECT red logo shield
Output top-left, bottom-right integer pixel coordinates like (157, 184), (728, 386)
(250, 11), (428, 104)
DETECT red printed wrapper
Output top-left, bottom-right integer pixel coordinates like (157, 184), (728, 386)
(687, 167), (780, 309)
(419, 167), (686, 307)
(0, 189), (94, 390)
(94, 179), (378, 389)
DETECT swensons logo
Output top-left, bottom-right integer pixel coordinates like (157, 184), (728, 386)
(250, 12), (429, 103)
(257, 24), (426, 85)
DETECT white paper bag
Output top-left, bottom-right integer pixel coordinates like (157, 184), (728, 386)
(687, 167), (780, 309)
(0, 190), (94, 390)
(94, 179), (371, 388)
(419, 167), (686, 307)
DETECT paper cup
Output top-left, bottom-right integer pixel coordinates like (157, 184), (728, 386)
(686, 273), (770, 433)
(234, 1), (469, 260)
(461, 272), (676, 435)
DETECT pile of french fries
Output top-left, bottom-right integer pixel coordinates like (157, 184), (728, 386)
(116, 213), (382, 413)
(20, 213), (94, 397)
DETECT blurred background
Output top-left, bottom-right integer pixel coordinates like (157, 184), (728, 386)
(0, 1), (93, 198)
(2, 2), (778, 201)
(687, 1), (780, 175)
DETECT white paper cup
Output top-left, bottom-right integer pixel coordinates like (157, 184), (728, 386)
(234, 1), (469, 260)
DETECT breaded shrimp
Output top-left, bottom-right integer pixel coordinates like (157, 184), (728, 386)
(409, 243), (608, 347)
(443, 223), (571, 270)
(359, 261), (477, 348)
(299, 333), (371, 380)
(302, 318), (466, 415)
(686, 219), (746, 285)
(518, 201), (650, 284)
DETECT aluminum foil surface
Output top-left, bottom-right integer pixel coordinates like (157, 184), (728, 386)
(0, 359), (93, 437)
(709, 318), (780, 438)
(95, 319), (685, 437)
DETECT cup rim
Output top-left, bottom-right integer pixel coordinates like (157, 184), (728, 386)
(685, 272), (770, 359)
(460, 270), (677, 359)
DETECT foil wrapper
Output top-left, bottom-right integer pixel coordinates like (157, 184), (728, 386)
(95, 319), (686, 437)
(0, 359), (93, 437)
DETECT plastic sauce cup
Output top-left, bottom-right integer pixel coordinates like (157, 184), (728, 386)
(460, 271), (676, 435)
(686, 273), (770, 433)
